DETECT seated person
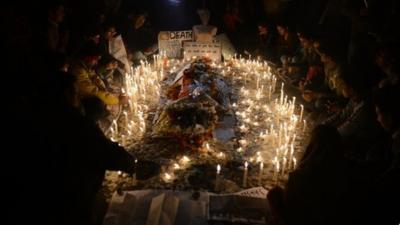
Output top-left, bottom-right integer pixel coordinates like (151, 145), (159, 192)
(267, 125), (350, 225)
(323, 66), (387, 168)
(96, 54), (121, 93)
(303, 43), (347, 116)
(125, 11), (157, 63)
(375, 43), (400, 88)
(253, 21), (275, 60)
(70, 44), (124, 106)
(193, 8), (217, 43)
(370, 85), (400, 225)
(275, 23), (299, 64)
(374, 85), (400, 172)
(285, 32), (319, 85)
(44, 2), (68, 54)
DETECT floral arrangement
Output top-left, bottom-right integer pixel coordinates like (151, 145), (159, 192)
(152, 58), (230, 150)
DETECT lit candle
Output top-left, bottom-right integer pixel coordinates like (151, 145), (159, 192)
(280, 83), (284, 105)
(281, 157), (287, 176)
(303, 119), (307, 132)
(259, 162), (264, 186)
(299, 104), (304, 122)
(173, 163), (181, 170)
(181, 156), (190, 166)
(243, 161), (248, 187)
(205, 143), (211, 151)
(112, 120), (118, 135)
(216, 164), (221, 191)
(163, 172), (172, 183)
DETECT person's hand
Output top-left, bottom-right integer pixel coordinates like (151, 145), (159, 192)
(135, 160), (161, 180)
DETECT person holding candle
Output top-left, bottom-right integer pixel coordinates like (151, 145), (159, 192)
(70, 43), (127, 106)
(14, 70), (161, 225)
(322, 65), (387, 166)
(267, 125), (350, 225)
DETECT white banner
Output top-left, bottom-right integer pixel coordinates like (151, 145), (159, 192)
(158, 30), (193, 58)
(183, 41), (221, 62)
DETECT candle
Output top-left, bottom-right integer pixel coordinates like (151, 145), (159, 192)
(273, 158), (280, 184)
(173, 163), (181, 170)
(132, 159), (138, 184)
(163, 172), (172, 183)
(243, 161), (248, 187)
(299, 104), (304, 122)
(112, 120), (118, 134)
(281, 157), (287, 176)
(216, 164), (221, 191)
(280, 83), (284, 105)
(205, 143), (211, 151)
(303, 119), (307, 132)
(180, 156), (190, 167)
(259, 162), (264, 185)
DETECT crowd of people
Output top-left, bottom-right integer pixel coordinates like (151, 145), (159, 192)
(248, 3), (400, 225)
(5, 2), (161, 225)
(4, 0), (399, 225)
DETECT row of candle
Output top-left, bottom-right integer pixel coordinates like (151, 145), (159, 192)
(218, 57), (308, 186)
(107, 53), (308, 190)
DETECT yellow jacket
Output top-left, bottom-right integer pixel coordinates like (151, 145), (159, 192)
(70, 60), (119, 105)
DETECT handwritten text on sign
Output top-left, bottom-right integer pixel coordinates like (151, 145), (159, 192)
(183, 42), (221, 62)
(158, 30), (193, 58)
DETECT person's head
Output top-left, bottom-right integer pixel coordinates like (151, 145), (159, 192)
(133, 12), (148, 29)
(375, 43), (399, 76)
(299, 125), (343, 170)
(374, 85), (400, 132)
(81, 96), (109, 122)
(85, 26), (102, 44)
(103, 24), (117, 40)
(99, 54), (119, 70)
(318, 43), (344, 66)
(47, 2), (65, 24)
(79, 44), (102, 68)
(276, 24), (288, 36)
(298, 33), (313, 49)
(50, 72), (79, 108)
(198, 8), (210, 25)
(257, 22), (268, 35)
(313, 40), (321, 50)
(339, 65), (369, 100)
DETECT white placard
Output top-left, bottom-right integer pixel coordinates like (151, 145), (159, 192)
(183, 41), (221, 62)
(147, 193), (180, 225)
(158, 30), (193, 58)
